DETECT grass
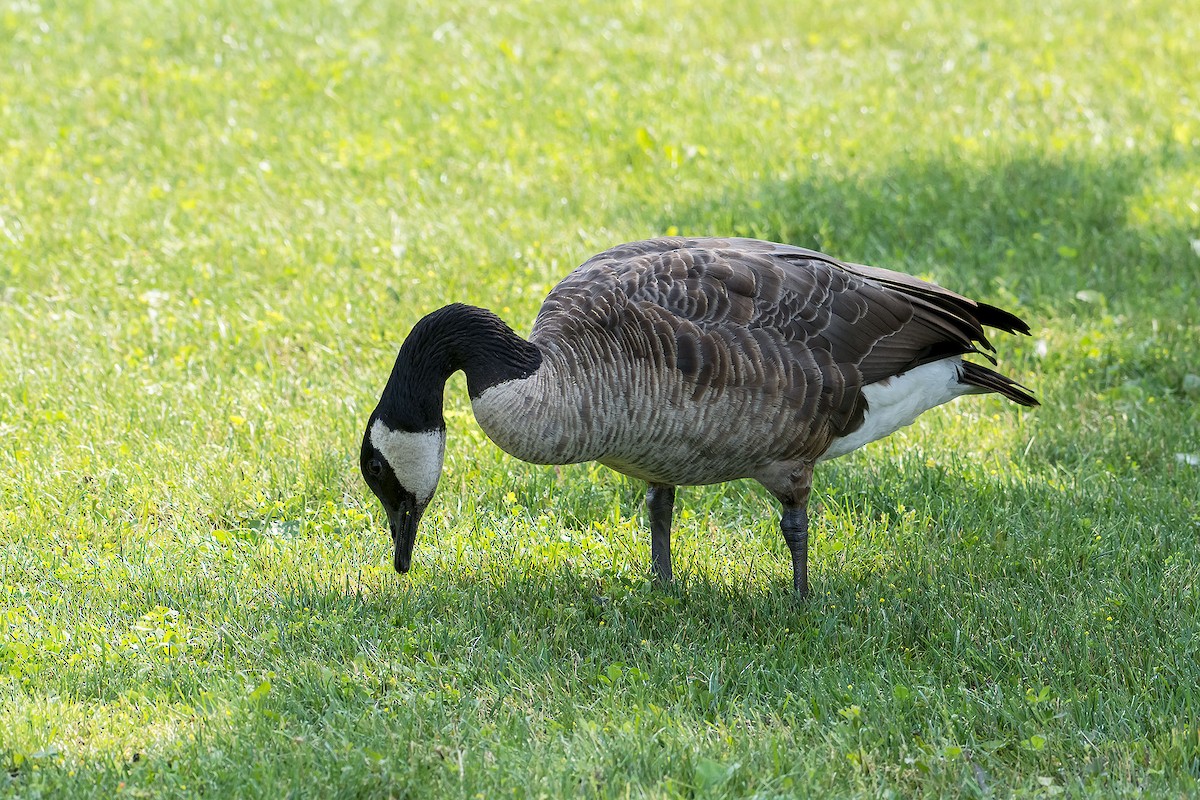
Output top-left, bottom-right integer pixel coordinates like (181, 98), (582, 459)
(1, 0), (1198, 796)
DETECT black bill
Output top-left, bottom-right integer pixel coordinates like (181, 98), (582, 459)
(388, 501), (425, 574)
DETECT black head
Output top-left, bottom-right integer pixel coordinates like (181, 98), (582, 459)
(360, 416), (445, 573)
(359, 303), (537, 574)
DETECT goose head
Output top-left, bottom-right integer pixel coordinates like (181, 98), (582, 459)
(360, 417), (446, 573)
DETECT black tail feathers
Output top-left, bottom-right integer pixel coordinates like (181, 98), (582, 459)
(960, 361), (1039, 407)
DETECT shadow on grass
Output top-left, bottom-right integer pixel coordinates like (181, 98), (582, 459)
(18, 449), (1194, 796)
(272, 462), (1065, 655)
(656, 150), (1197, 312)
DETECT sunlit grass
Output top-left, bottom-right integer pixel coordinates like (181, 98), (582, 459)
(2, 0), (1199, 797)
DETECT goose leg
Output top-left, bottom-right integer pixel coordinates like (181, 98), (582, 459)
(646, 483), (676, 584)
(780, 506), (810, 597)
(773, 466), (814, 597)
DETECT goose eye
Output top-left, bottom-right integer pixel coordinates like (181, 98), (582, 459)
(368, 459), (384, 477)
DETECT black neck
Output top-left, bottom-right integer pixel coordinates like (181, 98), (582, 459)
(375, 304), (542, 429)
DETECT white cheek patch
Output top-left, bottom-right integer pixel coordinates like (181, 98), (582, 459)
(369, 421), (446, 504)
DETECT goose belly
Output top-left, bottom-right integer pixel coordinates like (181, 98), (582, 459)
(819, 357), (971, 461)
(470, 356), (795, 485)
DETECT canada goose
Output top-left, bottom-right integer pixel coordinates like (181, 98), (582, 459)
(360, 237), (1036, 596)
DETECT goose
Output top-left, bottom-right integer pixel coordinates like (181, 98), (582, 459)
(360, 237), (1037, 596)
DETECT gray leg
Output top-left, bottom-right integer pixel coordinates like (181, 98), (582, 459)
(646, 483), (676, 584)
(780, 507), (810, 597)
(770, 465), (814, 597)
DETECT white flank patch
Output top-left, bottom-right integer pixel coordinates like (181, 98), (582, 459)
(820, 358), (970, 461)
(369, 420), (446, 504)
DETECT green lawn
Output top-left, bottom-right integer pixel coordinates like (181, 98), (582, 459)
(2, 0), (1199, 796)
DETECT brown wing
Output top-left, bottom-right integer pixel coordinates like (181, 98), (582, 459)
(532, 237), (1028, 443)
